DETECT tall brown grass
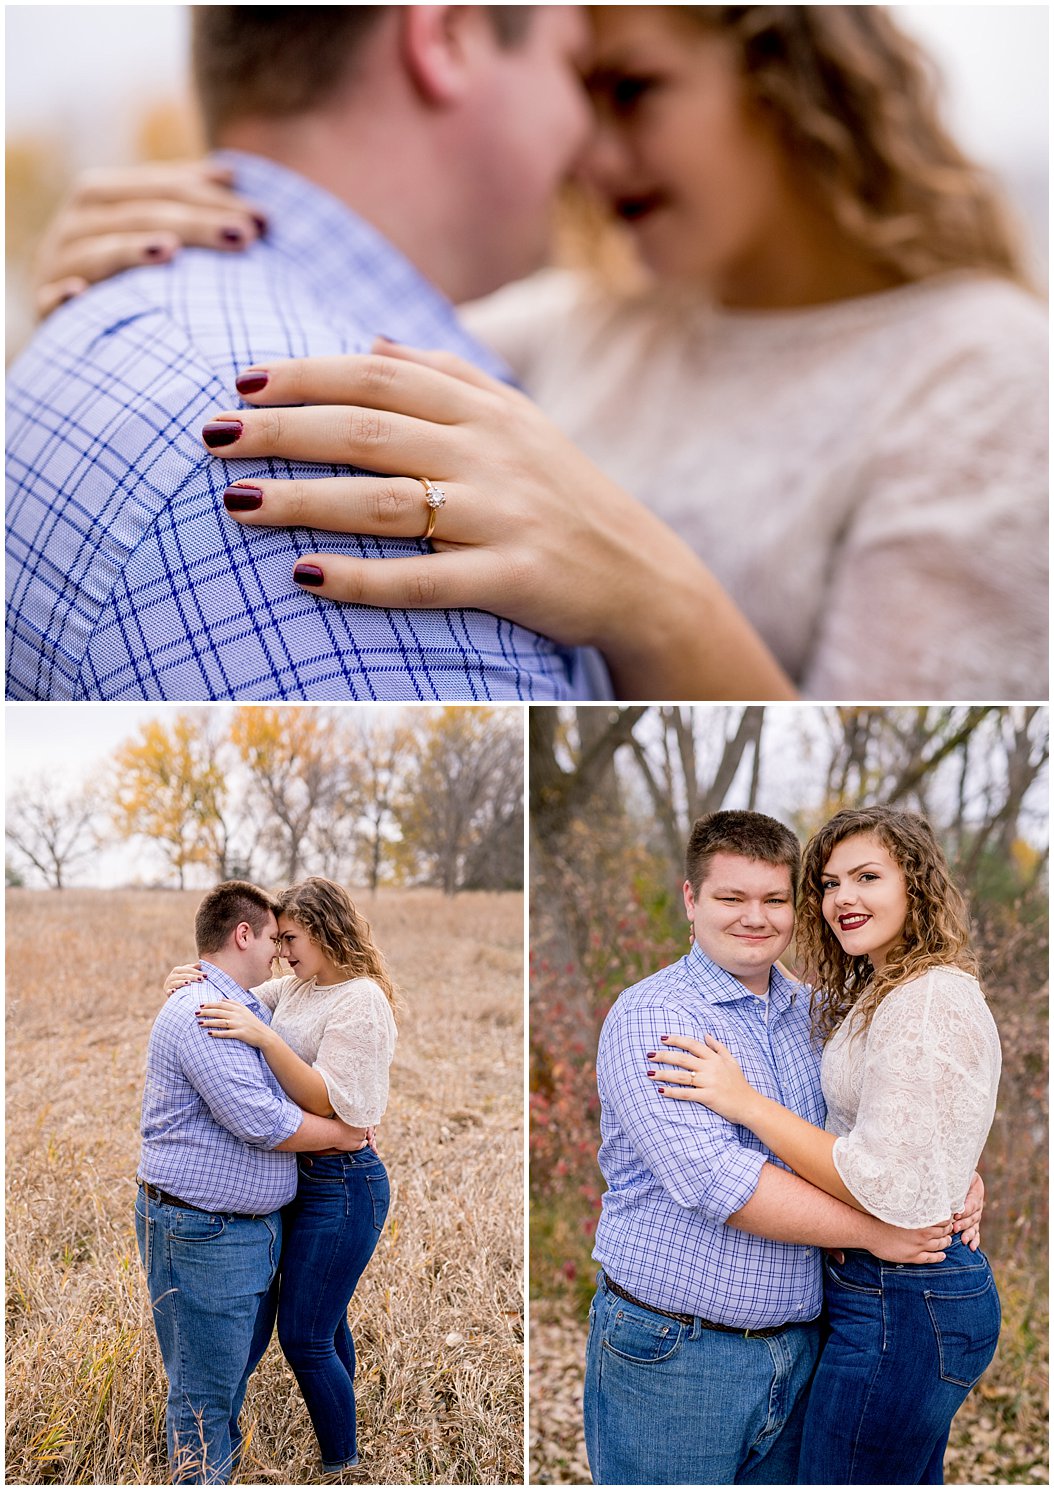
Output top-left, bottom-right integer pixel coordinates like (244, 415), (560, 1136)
(6, 887), (524, 1485)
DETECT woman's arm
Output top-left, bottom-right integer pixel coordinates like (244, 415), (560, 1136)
(652, 1033), (864, 1210)
(197, 1001), (333, 1117)
(201, 350), (796, 701)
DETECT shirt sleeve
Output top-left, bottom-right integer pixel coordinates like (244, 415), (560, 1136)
(802, 311), (1047, 699)
(831, 971), (1001, 1226)
(313, 983), (395, 1126)
(178, 1014), (302, 1149)
(599, 1002), (767, 1221)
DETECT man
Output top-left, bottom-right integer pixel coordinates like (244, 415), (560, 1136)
(586, 811), (977, 1486)
(136, 880), (368, 1485)
(7, 6), (603, 701)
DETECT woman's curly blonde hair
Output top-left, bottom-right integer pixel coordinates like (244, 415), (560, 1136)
(797, 806), (978, 1043)
(276, 877), (399, 1017)
(685, 6), (1032, 287)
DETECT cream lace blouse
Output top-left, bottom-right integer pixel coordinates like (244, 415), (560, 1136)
(463, 269), (1047, 699)
(253, 974), (397, 1127)
(821, 966), (1000, 1227)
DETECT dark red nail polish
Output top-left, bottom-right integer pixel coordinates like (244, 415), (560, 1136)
(235, 370), (269, 395)
(203, 420), (243, 448)
(646, 1052), (657, 1059)
(251, 214), (268, 236)
(646, 1069), (655, 1077)
(223, 484), (263, 512)
(657, 1087), (665, 1094)
(144, 243), (166, 260)
(220, 227), (244, 245)
(660, 1035), (670, 1042)
(294, 563), (325, 587)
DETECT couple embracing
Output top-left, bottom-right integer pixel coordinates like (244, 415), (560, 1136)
(136, 876), (397, 1484)
(588, 807), (1001, 1486)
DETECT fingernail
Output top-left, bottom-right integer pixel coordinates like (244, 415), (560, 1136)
(203, 419), (243, 448)
(646, 1069), (655, 1077)
(235, 369), (269, 395)
(660, 1035), (669, 1043)
(251, 214), (268, 236)
(657, 1086), (665, 1094)
(645, 1052), (656, 1060)
(223, 484), (263, 512)
(144, 243), (167, 260)
(294, 563), (325, 588)
(220, 226), (245, 245)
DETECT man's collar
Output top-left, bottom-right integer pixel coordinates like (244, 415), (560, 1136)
(210, 150), (513, 380)
(198, 959), (254, 1005)
(685, 940), (801, 1012)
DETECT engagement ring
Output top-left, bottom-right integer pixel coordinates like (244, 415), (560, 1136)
(416, 477), (446, 540)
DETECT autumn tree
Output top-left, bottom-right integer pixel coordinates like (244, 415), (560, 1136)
(111, 712), (226, 888)
(231, 707), (361, 883)
(5, 774), (102, 889)
(353, 714), (411, 892)
(396, 707), (523, 894)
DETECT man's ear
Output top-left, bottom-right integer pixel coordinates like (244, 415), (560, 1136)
(232, 920), (252, 951)
(683, 880), (696, 920)
(398, 5), (492, 106)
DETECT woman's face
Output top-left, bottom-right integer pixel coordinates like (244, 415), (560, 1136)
(275, 915), (329, 983)
(582, 7), (798, 289)
(820, 833), (910, 971)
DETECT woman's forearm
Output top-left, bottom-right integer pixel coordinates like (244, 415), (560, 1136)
(740, 1092), (866, 1212)
(260, 1032), (333, 1116)
(597, 518), (797, 699)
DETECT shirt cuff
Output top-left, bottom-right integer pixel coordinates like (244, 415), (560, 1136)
(697, 1145), (768, 1222)
(263, 1097), (304, 1150)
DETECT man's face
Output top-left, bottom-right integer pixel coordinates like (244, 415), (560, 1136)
(246, 913), (280, 988)
(683, 853), (795, 996)
(458, 6), (594, 295)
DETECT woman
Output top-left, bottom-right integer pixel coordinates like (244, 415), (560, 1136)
(167, 876), (398, 1477)
(32, 7), (1046, 698)
(648, 807), (1002, 1484)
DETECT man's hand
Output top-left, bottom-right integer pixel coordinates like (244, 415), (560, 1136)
(329, 1117), (370, 1152)
(867, 1217), (954, 1265)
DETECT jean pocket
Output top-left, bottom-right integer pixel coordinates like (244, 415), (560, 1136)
(366, 1172), (390, 1233)
(924, 1273), (1001, 1388)
(824, 1256), (882, 1296)
(169, 1211), (227, 1244)
(602, 1304), (685, 1365)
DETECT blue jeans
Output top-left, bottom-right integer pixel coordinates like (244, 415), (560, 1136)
(277, 1148), (390, 1472)
(135, 1189), (282, 1485)
(800, 1236), (1001, 1484)
(583, 1273), (820, 1484)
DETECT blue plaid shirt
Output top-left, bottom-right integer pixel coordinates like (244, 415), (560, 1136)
(594, 943), (826, 1328)
(138, 961), (302, 1214)
(7, 151), (604, 700)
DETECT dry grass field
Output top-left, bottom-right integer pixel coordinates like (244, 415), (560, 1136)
(6, 887), (525, 1486)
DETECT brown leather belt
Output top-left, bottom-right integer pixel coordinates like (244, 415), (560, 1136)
(602, 1272), (796, 1338)
(138, 1179), (269, 1221)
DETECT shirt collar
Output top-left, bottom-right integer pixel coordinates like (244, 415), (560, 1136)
(211, 149), (513, 379)
(198, 959), (259, 1008)
(685, 941), (801, 1015)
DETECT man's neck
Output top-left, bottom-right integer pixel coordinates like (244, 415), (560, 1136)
(217, 112), (478, 304)
(199, 954), (249, 993)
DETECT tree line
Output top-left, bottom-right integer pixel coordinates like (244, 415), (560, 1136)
(6, 706), (523, 895)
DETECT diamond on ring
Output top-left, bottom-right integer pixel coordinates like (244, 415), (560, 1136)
(417, 477), (447, 540)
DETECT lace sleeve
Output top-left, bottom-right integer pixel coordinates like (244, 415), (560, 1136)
(832, 970), (1001, 1226)
(803, 301), (1047, 699)
(313, 983), (396, 1127)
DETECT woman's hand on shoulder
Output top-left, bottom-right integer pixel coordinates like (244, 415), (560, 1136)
(196, 999), (271, 1048)
(201, 343), (795, 700)
(164, 962), (206, 996)
(33, 160), (264, 319)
